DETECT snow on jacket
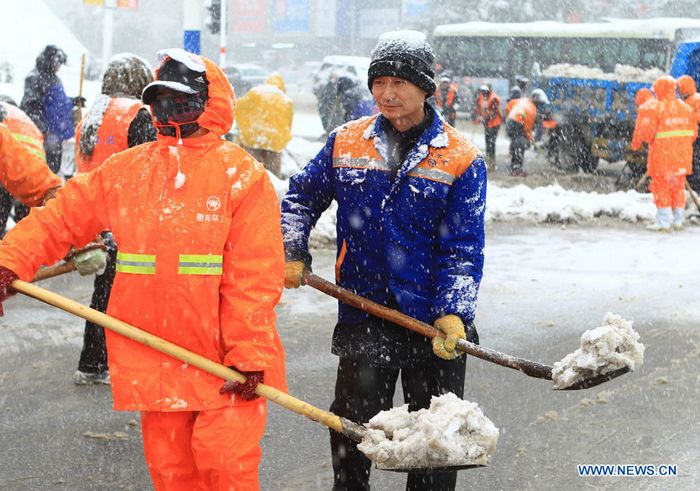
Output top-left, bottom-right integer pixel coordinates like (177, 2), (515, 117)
(0, 124), (60, 206)
(21, 68), (74, 143)
(0, 55), (286, 411)
(0, 101), (46, 160)
(75, 96), (146, 174)
(281, 105), (486, 326)
(235, 73), (293, 152)
(633, 76), (696, 178)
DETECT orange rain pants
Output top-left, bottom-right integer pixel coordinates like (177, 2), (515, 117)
(141, 400), (267, 491)
(649, 174), (686, 209)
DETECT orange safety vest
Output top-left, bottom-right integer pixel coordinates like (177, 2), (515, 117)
(0, 124), (60, 207)
(476, 92), (503, 128)
(75, 97), (144, 174)
(507, 98), (537, 141)
(434, 82), (459, 109)
(0, 55), (286, 412)
(0, 101), (45, 161)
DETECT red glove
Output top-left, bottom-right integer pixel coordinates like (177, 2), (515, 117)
(219, 369), (263, 401)
(0, 266), (19, 317)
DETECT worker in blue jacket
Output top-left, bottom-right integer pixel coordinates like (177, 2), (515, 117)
(281, 31), (486, 491)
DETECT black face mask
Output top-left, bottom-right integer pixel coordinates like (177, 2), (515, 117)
(152, 92), (207, 138)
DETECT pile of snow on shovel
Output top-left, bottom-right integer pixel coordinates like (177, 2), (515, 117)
(358, 392), (499, 469)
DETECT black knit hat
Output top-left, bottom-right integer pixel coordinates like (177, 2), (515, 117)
(367, 31), (436, 95)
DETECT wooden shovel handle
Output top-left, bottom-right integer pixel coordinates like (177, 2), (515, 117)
(302, 272), (554, 380)
(32, 262), (77, 282)
(12, 280), (365, 442)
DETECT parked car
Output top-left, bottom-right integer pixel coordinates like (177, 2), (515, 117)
(312, 55), (370, 96)
(224, 63), (268, 95)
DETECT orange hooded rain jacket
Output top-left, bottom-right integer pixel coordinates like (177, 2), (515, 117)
(677, 75), (700, 126)
(0, 56), (286, 412)
(632, 75), (696, 178)
(0, 101), (46, 161)
(0, 123), (60, 207)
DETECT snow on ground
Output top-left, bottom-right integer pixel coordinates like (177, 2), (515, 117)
(270, 134), (659, 246)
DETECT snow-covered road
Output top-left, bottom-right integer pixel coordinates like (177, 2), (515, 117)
(1, 223), (697, 490)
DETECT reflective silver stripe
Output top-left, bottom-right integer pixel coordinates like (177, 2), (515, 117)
(332, 156), (391, 171)
(178, 254), (223, 275)
(408, 167), (456, 185)
(116, 252), (156, 274)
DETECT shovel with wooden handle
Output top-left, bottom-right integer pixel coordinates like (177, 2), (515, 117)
(12, 279), (484, 472)
(301, 272), (629, 390)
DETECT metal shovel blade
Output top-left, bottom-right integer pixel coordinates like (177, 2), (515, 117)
(377, 463), (486, 473)
(555, 367), (631, 390)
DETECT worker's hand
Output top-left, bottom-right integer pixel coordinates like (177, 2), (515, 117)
(74, 248), (108, 276)
(73, 96), (87, 108)
(432, 314), (466, 360)
(0, 266), (19, 317)
(220, 370), (263, 401)
(284, 260), (307, 289)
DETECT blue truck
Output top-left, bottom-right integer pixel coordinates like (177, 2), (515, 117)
(541, 39), (700, 186)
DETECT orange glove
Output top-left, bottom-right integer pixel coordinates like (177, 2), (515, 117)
(432, 314), (466, 360)
(284, 261), (306, 289)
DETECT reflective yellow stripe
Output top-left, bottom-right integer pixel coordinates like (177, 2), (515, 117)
(408, 167), (456, 185)
(178, 254), (223, 275)
(654, 129), (695, 139)
(11, 133), (46, 160)
(116, 252), (156, 274)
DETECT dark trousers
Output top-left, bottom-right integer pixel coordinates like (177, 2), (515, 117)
(329, 355), (467, 491)
(77, 245), (116, 373)
(0, 187), (30, 238)
(688, 136), (700, 193)
(44, 139), (62, 174)
(484, 125), (500, 161)
(506, 120), (528, 172)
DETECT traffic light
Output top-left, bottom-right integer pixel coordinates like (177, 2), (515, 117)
(205, 0), (221, 34)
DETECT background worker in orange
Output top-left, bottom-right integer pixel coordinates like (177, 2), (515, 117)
(631, 75), (696, 231)
(0, 48), (286, 490)
(677, 75), (700, 192)
(0, 97), (52, 235)
(71, 53), (156, 386)
(434, 72), (460, 126)
(474, 84), (502, 170)
(235, 73), (293, 178)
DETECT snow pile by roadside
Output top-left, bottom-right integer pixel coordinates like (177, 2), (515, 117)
(542, 63), (665, 82)
(551, 313), (645, 389)
(269, 177), (658, 247)
(357, 392), (499, 469)
(486, 183), (656, 224)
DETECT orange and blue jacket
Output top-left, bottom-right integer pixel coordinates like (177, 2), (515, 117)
(75, 97), (145, 174)
(633, 76), (696, 178)
(506, 98), (537, 141)
(0, 54), (286, 411)
(281, 105), (486, 325)
(0, 123), (60, 207)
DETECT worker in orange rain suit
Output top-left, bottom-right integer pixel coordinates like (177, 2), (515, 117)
(0, 99), (52, 235)
(631, 75), (696, 231)
(235, 73), (293, 178)
(71, 53), (157, 386)
(474, 84), (502, 171)
(0, 122), (61, 232)
(677, 75), (700, 192)
(0, 48), (286, 490)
